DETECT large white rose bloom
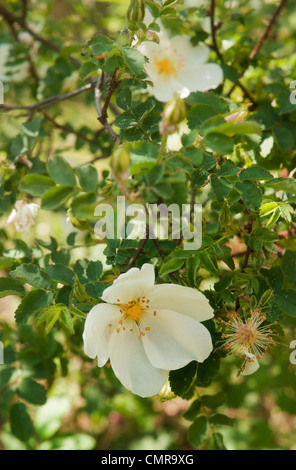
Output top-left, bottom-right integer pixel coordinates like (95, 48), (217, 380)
(7, 200), (39, 233)
(137, 33), (223, 102)
(83, 264), (214, 397)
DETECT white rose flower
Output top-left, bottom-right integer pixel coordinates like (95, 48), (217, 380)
(183, 0), (204, 7)
(7, 200), (39, 233)
(137, 33), (223, 102)
(83, 263), (214, 397)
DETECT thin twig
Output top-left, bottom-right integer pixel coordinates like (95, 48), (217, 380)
(210, 0), (224, 63)
(235, 218), (253, 312)
(123, 235), (149, 273)
(227, 0), (289, 99)
(0, 2), (80, 68)
(209, 0), (257, 107)
(0, 82), (96, 113)
(95, 71), (121, 142)
(41, 111), (97, 144)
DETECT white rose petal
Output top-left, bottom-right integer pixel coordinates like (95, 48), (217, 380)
(241, 351), (260, 376)
(109, 326), (168, 398)
(142, 309), (213, 370)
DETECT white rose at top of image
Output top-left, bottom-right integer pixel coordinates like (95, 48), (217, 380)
(183, 0), (205, 7)
(7, 200), (39, 233)
(137, 33), (223, 102)
(83, 263), (214, 398)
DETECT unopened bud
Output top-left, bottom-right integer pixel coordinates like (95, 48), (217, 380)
(225, 110), (246, 123)
(127, 0), (145, 25)
(111, 145), (131, 178)
(159, 96), (186, 136)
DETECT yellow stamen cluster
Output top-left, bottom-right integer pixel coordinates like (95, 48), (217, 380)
(155, 58), (176, 76)
(109, 296), (156, 338)
(216, 309), (278, 360)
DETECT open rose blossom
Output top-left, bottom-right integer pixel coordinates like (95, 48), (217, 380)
(137, 33), (223, 102)
(7, 200), (39, 233)
(83, 264), (214, 397)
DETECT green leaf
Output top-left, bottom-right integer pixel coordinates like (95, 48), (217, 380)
(79, 60), (98, 80)
(187, 415), (209, 448)
(187, 104), (217, 130)
(211, 174), (233, 201)
(60, 308), (75, 335)
(116, 87), (132, 111)
(282, 249), (296, 284)
(10, 264), (51, 290)
(0, 277), (25, 298)
(22, 116), (42, 138)
(47, 156), (76, 186)
(15, 289), (54, 325)
(17, 378), (47, 405)
(273, 125), (295, 153)
(0, 367), (16, 390)
(76, 164), (98, 192)
(265, 177), (296, 194)
(19, 174), (55, 196)
(211, 432), (227, 450)
(114, 111), (138, 129)
(215, 159), (240, 177)
(146, 0), (161, 18)
(209, 413), (234, 426)
(275, 289), (296, 318)
(260, 266), (284, 294)
(235, 180), (262, 211)
(203, 133), (234, 155)
(10, 403), (34, 442)
(196, 352), (220, 386)
(87, 34), (116, 54)
(239, 165), (273, 181)
(199, 252), (219, 277)
(86, 260), (103, 281)
(44, 264), (74, 285)
(123, 47), (145, 74)
(159, 258), (184, 278)
(41, 186), (75, 210)
(259, 201), (278, 216)
(186, 91), (229, 114)
(85, 281), (105, 298)
(201, 392), (226, 409)
(183, 399), (202, 421)
(169, 361), (197, 397)
(70, 192), (97, 219)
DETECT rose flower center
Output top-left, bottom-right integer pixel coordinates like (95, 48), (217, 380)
(155, 58), (176, 76)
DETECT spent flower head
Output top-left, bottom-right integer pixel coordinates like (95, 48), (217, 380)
(217, 309), (278, 375)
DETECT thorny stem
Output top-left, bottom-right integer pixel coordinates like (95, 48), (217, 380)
(235, 218), (253, 312)
(95, 71), (121, 143)
(209, 0), (257, 108)
(227, 0), (289, 99)
(156, 136), (168, 165)
(0, 82), (96, 113)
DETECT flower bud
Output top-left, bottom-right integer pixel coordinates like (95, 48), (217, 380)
(159, 96), (186, 136)
(110, 145), (131, 179)
(225, 109), (246, 123)
(127, 0), (145, 25)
